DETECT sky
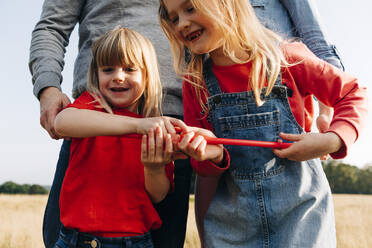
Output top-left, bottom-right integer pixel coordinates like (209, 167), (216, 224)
(0, 0), (371, 185)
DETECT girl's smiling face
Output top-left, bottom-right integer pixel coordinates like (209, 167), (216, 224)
(163, 0), (225, 56)
(98, 65), (144, 112)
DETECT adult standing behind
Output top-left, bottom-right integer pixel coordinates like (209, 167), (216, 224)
(194, 0), (345, 246)
(252, 0), (344, 132)
(29, 1), (191, 248)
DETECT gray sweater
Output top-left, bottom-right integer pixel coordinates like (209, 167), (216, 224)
(29, 0), (183, 116)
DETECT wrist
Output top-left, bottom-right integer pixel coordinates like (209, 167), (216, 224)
(39, 86), (61, 101)
(325, 132), (343, 154)
(122, 116), (138, 133)
(133, 118), (143, 134)
(211, 148), (225, 167)
(144, 165), (165, 175)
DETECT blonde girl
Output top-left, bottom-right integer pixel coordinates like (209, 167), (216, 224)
(159, 0), (368, 247)
(53, 27), (187, 248)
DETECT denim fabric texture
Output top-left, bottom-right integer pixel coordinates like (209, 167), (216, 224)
(44, 140), (71, 248)
(202, 58), (336, 248)
(250, 0), (344, 70)
(54, 226), (154, 248)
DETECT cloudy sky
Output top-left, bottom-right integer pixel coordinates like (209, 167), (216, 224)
(0, 0), (371, 185)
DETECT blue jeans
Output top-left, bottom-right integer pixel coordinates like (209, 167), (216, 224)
(44, 138), (192, 248)
(44, 140), (71, 248)
(54, 226), (153, 248)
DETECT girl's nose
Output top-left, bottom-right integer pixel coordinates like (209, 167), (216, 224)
(113, 69), (125, 83)
(177, 16), (191, 32)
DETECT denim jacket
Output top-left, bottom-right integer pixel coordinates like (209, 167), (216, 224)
(251, 0), (344, 70)
(29, 0), (183, 116)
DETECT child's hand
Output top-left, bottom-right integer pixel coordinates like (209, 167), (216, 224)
(273, 132), (343, 161)
(141, 126), (174, 170)
(177, 127), (224, 164)
(136, 116), (188, 135)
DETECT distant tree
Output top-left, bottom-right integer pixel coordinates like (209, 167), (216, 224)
(0, 181), (19, 194)
(29, 184), (48, 194)
(362, 163), (372, 171)
(356, 168), (372, 194)
(323, 160), (372, 194)
(0, 181), (48, 194)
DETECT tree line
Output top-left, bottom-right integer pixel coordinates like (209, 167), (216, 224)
(1, 160), (371, 195)
(0, 181), (48, 194)
(322, 160), (372, 194)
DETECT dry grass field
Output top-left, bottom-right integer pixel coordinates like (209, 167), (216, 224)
(0, 194), (46, 248)
(1, 194), (371, 248)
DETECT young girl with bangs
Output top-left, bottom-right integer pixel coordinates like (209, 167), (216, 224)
(52, 27), (188, 248)
(159, 0), (368, 247)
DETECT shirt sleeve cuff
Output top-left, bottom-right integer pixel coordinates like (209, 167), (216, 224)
(328, 121), (358, 159)
(33, 72), (62, 99)
(192, 148), (230, 177)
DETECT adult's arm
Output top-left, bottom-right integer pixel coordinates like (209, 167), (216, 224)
(280, 0), (344, 70)
(281, 0), (344, 142)
(29, 0), (85, 138)
(29, 0), (85, 97)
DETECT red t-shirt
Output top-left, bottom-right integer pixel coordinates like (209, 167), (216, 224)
(59, 92), (174, 237)
(183, 42), (368, 173)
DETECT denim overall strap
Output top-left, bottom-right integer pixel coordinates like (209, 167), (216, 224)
(201, 59), (336, 248)
(202, 57), (222, 96)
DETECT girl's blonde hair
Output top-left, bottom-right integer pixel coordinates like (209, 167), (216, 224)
(87, 27), (162, 117)
(159, 0), (290, 112)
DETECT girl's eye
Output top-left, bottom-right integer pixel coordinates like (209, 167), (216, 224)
(186, 7), (194, 13)
(170, 16), (179, 24)
(102, 67), (114, 72)
(125, 67), (137, 72)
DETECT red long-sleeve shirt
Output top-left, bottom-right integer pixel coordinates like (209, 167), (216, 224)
(183, 42), (368, 175)
(60, 92), (174, 237)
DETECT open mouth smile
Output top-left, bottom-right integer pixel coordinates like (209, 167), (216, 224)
(186, 29), (203, 42)
(110, 87), (129, 92)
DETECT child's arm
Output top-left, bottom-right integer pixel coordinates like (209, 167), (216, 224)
(281, 42), (368, 160)
(141, 127), (174, 203)
(54, 107), (187, 137)
(273, 132), (343, 161)
(178, 127), (224, 165)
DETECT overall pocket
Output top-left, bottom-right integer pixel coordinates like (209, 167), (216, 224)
(218, 110), (283, 178)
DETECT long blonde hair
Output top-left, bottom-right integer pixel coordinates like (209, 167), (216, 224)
(87, 27), (162, 117)
(159, 0), (289, 112)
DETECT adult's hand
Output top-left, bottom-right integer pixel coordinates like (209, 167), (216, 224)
(39, 87), (71, 139)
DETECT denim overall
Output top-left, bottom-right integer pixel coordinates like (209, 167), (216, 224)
(202, 58), (336, 248)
